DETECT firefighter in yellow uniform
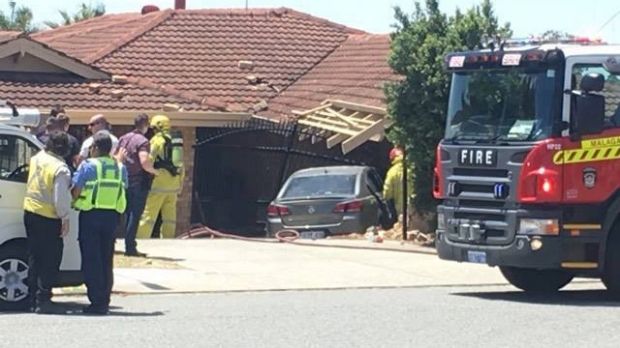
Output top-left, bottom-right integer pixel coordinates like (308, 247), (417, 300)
(137, 115), (184, 238)
(383, 147), (413, 217)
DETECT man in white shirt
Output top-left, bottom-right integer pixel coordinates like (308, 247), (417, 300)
(78, 114), (118, 164)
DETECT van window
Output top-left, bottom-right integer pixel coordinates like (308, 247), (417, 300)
(0, 135), (38, 183)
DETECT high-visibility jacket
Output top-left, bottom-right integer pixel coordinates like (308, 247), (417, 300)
(150, 132), (184, 193)
(74, 157), (127, 213)
(24, 151), (67, 219)
(383, 155), (414, 216)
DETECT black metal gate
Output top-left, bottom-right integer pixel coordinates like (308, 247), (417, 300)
(192, 119), (390, 236)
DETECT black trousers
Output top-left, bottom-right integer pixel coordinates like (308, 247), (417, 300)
(79, 210), (119, 309)
(23, 211), (63, 305)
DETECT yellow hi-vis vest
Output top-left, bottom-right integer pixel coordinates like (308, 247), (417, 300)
(74, 157), (127, 213)
(24, 151), (66, 219)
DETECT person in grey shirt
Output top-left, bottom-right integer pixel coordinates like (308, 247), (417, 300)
(78, 114), (119, 164)
(23, 131), (72, 314)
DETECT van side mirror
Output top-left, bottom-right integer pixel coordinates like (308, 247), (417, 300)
(572, 73), (605, 136)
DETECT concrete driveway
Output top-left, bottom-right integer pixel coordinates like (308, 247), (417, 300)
(109, 239), (512, 293)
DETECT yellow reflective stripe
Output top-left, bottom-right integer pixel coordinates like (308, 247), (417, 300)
(553, 146), (620, 164)
(563, 224), (601, 230)
(561, 262), (598, 269)
(581, 135), (620, 149)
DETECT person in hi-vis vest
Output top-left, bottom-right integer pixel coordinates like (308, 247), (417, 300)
(72, 131), (128, 315)
(23, 131), (72, 314)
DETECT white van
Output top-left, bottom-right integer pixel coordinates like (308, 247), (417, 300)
(0, 109), (81, 310)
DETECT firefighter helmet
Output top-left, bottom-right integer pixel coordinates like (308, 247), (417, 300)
(150, 114), (171, 131)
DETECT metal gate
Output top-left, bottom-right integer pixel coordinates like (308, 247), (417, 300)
(192, 118), (390, 236)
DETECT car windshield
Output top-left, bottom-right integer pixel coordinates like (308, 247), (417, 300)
(446, 68), (558, 142)
(281, 174), (357, 199)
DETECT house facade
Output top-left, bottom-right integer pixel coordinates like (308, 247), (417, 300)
(0, 3), (398, 235)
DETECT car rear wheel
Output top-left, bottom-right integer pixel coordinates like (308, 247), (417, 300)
(0, 242), (30, 311)
(500, 266), (573, 292)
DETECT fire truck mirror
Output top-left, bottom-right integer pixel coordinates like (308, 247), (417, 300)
(603, 56), (620, 74)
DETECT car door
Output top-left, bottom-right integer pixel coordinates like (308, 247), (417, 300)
(561, 57), (620, 204)
(0, 133), (80, 271)
(363, 168), (384, 226)
(0, 134), (37, 242)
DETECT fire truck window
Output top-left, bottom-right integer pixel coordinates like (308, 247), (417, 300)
(572, 64), (620, 127)
(446, 69), (557, 141)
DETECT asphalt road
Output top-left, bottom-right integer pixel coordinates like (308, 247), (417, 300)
(3, 283), (620, 348)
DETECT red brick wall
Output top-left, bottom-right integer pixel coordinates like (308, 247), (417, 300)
(176, 126), (195, 236)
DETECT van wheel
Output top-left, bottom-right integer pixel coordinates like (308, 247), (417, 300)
(0, 243), (30, 311)
(603, 232), (620, 295)
(500, 266), (573, 292)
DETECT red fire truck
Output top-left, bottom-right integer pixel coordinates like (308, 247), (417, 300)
(434, 38), (620, 292)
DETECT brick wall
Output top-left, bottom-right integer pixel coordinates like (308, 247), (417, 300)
(176, 126), (195, 236)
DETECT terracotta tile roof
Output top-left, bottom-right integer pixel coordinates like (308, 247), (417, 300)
(0, 31), (20, 43)
(32, 11), (172, 64)
(264, 34), (398, 120)
(0, 78), (209, 111)
(33, 8), (362, 111)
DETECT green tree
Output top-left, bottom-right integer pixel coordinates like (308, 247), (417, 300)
(44, 2), (105, 29)
(385, 0), (511, 215)
(0, 1), (36, 32)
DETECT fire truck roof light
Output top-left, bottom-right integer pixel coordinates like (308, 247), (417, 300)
(501, 36), (606, 48)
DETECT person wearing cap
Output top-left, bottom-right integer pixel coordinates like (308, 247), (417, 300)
(77, 114), (119, 164)
(117, 114), (159, 257)
(38, 114), (80, 172)
(72, 131), (128, 315)
(23, 131), (72, 314)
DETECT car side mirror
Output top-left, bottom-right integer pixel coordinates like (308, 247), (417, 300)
(572, 73), (605, 136)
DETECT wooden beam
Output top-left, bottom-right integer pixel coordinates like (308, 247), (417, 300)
(325, 107), (358, 127)
(306, 114), (361, 129)
(326, 134), (348, 149)
(322, 109), (375, 127)
(298, 119), (358, 136)
(292, 104), (330, 117)
(326, 113), (378, 148)
(341, 119), (385, 154)
(328, 100), (387, 116)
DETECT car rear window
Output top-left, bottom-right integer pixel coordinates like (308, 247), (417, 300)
(281, 174), (356, 199)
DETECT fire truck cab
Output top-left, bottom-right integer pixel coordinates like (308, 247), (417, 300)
(434, 39), (620, 292)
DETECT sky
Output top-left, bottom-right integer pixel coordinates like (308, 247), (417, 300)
(4, 0), (620, 42)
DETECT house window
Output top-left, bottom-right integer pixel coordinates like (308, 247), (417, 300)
(0, 135), (38, 183)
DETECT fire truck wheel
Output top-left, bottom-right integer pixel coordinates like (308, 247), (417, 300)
(603, 232), (620, 294)
(499, 266), (573, 292)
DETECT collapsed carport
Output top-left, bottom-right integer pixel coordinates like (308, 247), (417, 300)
(191, 100), (392, 236)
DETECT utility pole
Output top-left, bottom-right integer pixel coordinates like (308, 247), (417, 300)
(597, 9), (620, 37)
(245, 0), (248, 10)
(402, 148), (408, 241)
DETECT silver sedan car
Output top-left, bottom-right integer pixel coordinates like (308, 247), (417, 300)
(266, 166), (386, 238)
